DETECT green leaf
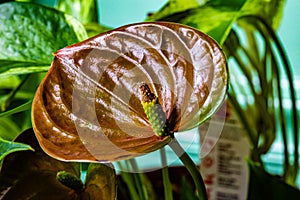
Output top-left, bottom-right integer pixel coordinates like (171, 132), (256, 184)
(0, 118), (21, 140)
(56, 0), (99, 24)
(0, 137), (33, 160)
(0, 76), (20, 90)
(247, 160), (300, 200)
(148, 0), (284, 45)
(240, 0), (286, 29)
(0, 129), (81, 199)
(147, 0), (201, 21)
(84, 22), (112, 37)
(0, 2), (88, 77)
(148, 0), (246, 45)
(0, 100), (32, 118)
(0, 62), (50, 77)
(179, 4), (243, 45)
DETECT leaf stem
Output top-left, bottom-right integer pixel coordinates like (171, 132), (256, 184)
(168, 137), (207, 200)
(259, 17), (299, 184)
(245, 15), (299, 184)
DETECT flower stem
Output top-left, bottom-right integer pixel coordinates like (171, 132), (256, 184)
(117, 161), (140, 200)
(160, 147), (173, 200)
(129, 159), (149, 200)
(168, 137), (208, 200)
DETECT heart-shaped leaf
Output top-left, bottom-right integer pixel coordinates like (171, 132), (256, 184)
(0, 129), (117, 200)
(32, 22), (228, 162)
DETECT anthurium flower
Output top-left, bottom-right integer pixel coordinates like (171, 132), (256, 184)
(32, 22), (228, 162)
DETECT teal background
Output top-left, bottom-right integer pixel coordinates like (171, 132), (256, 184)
(98, 0), (167, 27)
(278, 0), (300, 80)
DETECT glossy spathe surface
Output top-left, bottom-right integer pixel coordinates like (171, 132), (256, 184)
(32, 22), (228, 162)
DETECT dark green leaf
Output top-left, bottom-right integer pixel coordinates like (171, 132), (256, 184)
(0, 129), (117, 199)
(0, 171), (80, 200)
(247, 160), (300, 200)
(0, 129), (80, 199)
(0, 2), (88, 77)
(150, 1), (245, 45)
(84, 22), (112, 37)
(147, 0), (201, 21)
(179, 4), (242, 45)
(0, 118), (21, 140)
(0, 61), (50, 77)
(0, 100), (32, 118)
(148, 0), (284, 45)
(0, 136), (32, 160)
